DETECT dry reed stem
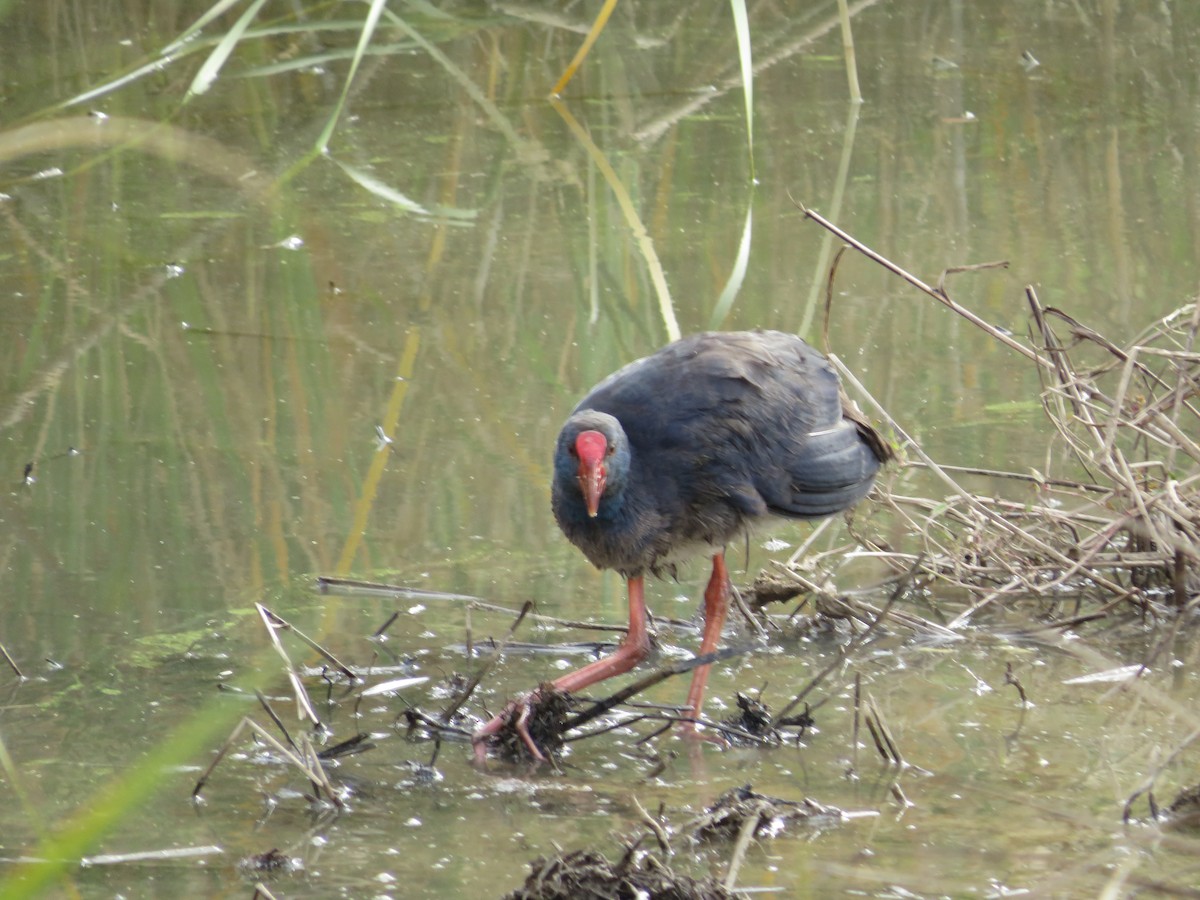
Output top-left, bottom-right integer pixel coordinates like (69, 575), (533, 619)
(192, 716), (342, 809)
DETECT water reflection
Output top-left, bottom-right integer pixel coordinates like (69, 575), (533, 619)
(1, 1), (1198, 896)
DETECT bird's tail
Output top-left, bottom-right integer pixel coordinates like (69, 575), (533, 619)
(785, 421), (883, 518)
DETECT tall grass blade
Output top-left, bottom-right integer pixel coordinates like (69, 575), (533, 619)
(837, 0), (863, 103)
(550, 0), (618, 96)
(708, 201), (753, 329)
(798, 103), (860, 336)
(240, 43), (414, 80)
(0, 699), (241, 898)
(402, 0), (455, 20)
(729, 0), (755, 180)
(336, 329), (422, 573)
(587, 155), (600, 325)
(330, 156), (477, 222)
(185, 0), (270, 100)
(550, 97), (679, 342)
(383, 9), (525, 148)
(333, 158), (430, 215)
(65, 58), (180, 108)
(315, 0), (389, 153)
(64, 0), (254, 107)
(164, 0), (250, 55)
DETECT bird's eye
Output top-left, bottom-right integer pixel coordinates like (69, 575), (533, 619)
(606, 444), (615, 456)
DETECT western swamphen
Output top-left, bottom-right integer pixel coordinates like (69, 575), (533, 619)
(473, 329), (892, 761)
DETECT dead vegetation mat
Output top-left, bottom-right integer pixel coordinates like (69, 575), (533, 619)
(768, 282), (1200, 637)
(503, 848), (732, 900)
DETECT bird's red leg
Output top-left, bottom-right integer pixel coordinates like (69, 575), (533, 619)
(471, 575), (651, 762)
(551, 574), (650, 694)
(682, 552), (731, 734)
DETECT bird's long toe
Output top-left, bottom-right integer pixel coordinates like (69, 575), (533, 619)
(513, 700), (547, 762)
(471, 691), (555, 764)
(470, 708), (508, 765)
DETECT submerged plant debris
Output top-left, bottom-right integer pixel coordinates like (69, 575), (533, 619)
(237, 847), (301, 877)
(720, 691), (813, 745)
(502, 848), (733, 900)
(503, 783), (858, 899)
(1163, 783), (1200, 831)
(721, 692), (778, 743)
(688, 784), (850, 841)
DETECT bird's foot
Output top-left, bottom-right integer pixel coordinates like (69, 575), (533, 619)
(472, 693), (545, 764)
(471, 688), (571, 765)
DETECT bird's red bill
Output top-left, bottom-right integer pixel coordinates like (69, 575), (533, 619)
(575, 430), (608, 517)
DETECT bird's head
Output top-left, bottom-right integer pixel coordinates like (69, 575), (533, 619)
(556, 411), (628, 518)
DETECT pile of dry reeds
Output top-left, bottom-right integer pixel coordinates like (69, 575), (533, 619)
(765, 209), (1200, 632)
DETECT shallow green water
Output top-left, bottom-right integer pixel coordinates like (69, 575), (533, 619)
(1, 1), (1198, 897)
